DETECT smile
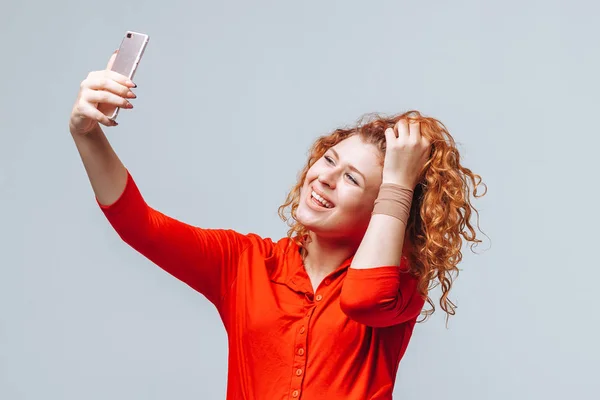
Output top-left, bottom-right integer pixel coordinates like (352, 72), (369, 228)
(310, 190), (334, 209)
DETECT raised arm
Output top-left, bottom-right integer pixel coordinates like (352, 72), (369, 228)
(341, 119), (431, 327)
(68, 52), (252, 309)
(97, 171), (251, 308)
(69, 51), (135, 205)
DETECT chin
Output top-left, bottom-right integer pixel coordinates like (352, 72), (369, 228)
(295, 205), (317, 230)
(297, 216), (350, 241)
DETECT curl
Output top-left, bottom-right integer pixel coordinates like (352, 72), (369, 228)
(278, 111), (488, 323)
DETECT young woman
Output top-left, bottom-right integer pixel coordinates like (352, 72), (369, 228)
(69, 52), (486, 399)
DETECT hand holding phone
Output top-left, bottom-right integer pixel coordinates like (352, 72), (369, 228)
(69, 31), (149, 136)
(105, 31), (149, 121)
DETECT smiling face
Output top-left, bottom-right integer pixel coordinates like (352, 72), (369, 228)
(296, 135), (384, 244)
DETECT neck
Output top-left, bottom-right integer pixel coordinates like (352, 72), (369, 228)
(301, 232), (358, 277)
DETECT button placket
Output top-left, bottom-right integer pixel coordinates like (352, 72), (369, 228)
(289, 307), (313, 399)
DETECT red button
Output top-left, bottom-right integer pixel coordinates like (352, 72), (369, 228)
(292, 390), (299, 398)
(297, 348), (305, 356)
(299, 326), (305, 334)
(324, 278), (331, 285)
(315, 294), (323, 301)
(296, 368), (303, 376)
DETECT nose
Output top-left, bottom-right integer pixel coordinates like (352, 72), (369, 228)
(318, 169), (337, 189)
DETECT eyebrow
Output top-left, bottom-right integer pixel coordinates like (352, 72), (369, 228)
(329, 148), (367, 183)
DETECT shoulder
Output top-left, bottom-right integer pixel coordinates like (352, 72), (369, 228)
(238, 233), (295, 258)
(239, 234), (301, 278)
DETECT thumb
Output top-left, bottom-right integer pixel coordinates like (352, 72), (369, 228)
(106, 50), (118, 70)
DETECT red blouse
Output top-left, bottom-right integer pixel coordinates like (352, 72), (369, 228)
(98, 171), (425, 399)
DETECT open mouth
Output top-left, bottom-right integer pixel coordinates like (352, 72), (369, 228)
(310, 190), (334, 209)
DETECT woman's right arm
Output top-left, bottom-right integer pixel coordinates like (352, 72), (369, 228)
(69, 51), (136, 206)
(68, 52), (254, 309)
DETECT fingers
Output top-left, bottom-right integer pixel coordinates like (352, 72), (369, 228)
(394, 119), (409, 138)
(87, 65), (136, 88)
(82, 72), (136, 99)
(408, 120), (421, 139)
(387, 118), (431, 157)
(76, 103), (119, 127)
(74, 66), (137, 128)
(70, 54), (137, 134)
(104, 69), (136, 87)
(82, 88), (134, 109)
(85, 70), (136, 91)
(384, 127), (396, 143)
(406, 119), (431, 147)
(392, 118), (426, 144)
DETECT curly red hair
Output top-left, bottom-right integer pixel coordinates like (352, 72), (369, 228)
(278, 110), (487, 322)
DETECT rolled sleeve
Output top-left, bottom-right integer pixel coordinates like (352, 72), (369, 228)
(340, 266), (425, 327)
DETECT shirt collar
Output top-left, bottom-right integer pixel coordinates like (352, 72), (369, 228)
(268, 238), (354, 294)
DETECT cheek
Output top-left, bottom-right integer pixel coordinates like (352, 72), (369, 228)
(338, 192), (376, 216)
(301, 176), (313, 195)
(302, 169), (316, 189)
(305, 165), (320, 181)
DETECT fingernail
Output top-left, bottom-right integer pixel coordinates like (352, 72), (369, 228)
(112, 120), (118, 126)
(126, 102), (134, 109)
(127, 91), (137, 98)
(126, 79), (136, 87)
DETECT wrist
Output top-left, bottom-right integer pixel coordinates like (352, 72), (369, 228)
(71, 123), (101, 140)
(380, 178), (414, 190)
(372, 183), (414, 225)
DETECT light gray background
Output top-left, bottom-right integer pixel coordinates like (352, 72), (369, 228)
(1, 0), (598, 399)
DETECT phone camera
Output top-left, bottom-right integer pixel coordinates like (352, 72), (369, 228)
(127, 33), (132, 38)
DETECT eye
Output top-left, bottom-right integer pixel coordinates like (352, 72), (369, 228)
(324, 155), (335, 165)
(345, 173), (358, 185)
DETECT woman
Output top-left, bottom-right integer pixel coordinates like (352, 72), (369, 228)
(69, 52), (486, 399)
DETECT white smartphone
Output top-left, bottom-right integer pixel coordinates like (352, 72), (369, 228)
(107, 31), (149, 121)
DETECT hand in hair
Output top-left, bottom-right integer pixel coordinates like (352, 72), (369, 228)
(382, 119), (432, 189)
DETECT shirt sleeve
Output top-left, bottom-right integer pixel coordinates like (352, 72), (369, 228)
(339, 261), (426, 328)
(97, 170), (252, 311)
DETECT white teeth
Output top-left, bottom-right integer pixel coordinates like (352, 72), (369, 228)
(311, 190), (333, 208)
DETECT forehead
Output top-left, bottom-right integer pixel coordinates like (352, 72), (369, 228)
(330, 135), (382, 175)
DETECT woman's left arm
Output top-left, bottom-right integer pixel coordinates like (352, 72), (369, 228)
(341, 119), (431, 327)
